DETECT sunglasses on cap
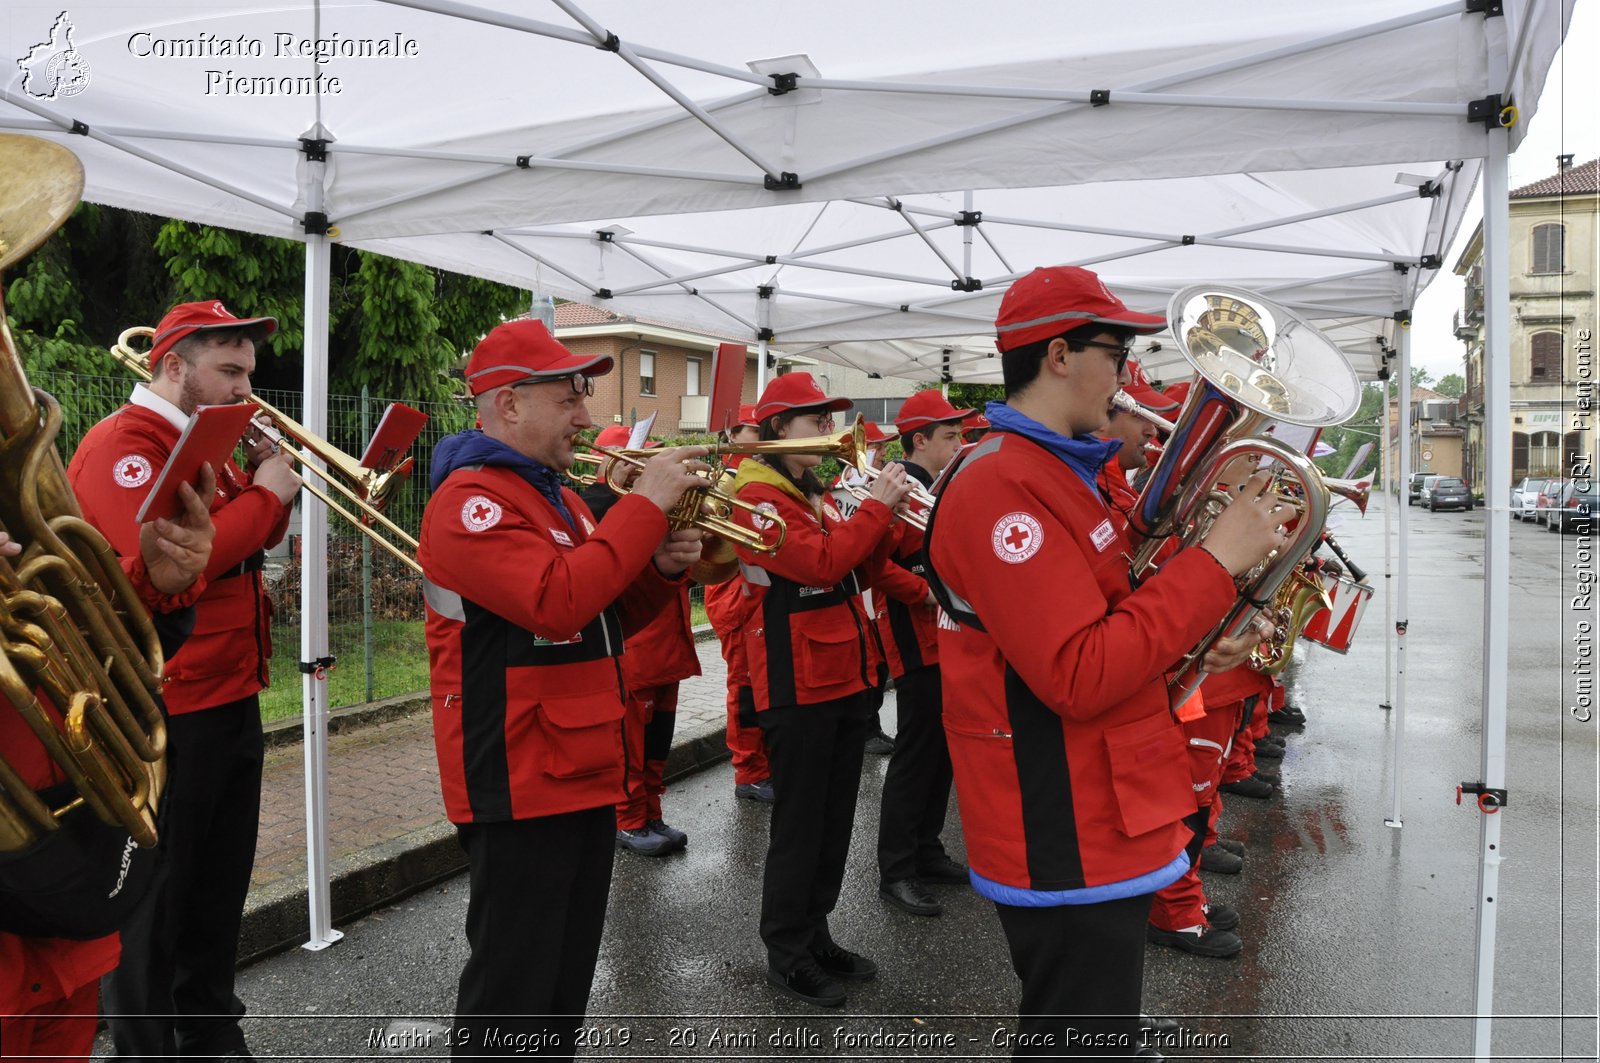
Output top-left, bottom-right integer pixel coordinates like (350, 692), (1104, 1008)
(510, 372), (595, 397)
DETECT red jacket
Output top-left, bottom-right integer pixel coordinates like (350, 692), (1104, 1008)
(620, 583), (701, 691)
(67, 396), (289, 714)
(926, 432), (1238, 891)
(730, 460), (892, 711)
(868, 522), (939, 679)
(419, 464), (681, 823)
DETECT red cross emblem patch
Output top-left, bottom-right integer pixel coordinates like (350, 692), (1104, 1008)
(113, 454), (153, 488)
(461, 494), (502, 533)
(991, 511), (1043, 564)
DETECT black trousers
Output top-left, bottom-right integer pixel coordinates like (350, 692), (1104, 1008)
(452, 807), (616, 1061)
(756, 692), (873, 973)
(876, 665), (954, 882)
(103, 695), (264, 1060)
(994, 893), (1153, 1059)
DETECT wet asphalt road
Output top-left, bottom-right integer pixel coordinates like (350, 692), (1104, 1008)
(152, 495), (1595, 1062)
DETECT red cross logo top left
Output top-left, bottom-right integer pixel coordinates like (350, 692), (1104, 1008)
(113, 454), (153, 488)
(991, 511), (1044, 564)
(461, 495), (503, 533)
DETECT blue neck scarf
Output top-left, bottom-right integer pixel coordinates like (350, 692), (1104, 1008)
(430, 429), (577, 530)
(984, 401), (1121, 493)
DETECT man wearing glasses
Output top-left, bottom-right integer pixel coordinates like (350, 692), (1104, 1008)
(924, 267), (1287, 1056)
(419, 319), (708, 1059)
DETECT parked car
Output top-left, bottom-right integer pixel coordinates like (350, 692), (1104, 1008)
(1534, 478), (1568, 525)
(1408, 472), (1430, 505)
(1549, 481), (1597, 534)
(1417, 474), (1442, 507)
(1427, 476), (1473, 511)
(1510, 476), (1544, 521)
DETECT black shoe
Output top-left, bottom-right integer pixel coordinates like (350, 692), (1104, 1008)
(1198, 846), (1243, 874)
(735, 779), (776, 803)
(1147, 923), (1243, 958)
(615, 826), (675, 856)
(1255, 738), (1286, 759)
(767, 959), (846, 1007)
(1202, 901), (1240, 931)
(1214, 838), (1245, 857)
(916, 853), (969, 885)
(1269, 705), (1307, 726)
(879, 878), (941, 916)
(647, 818), (688, 851)
(1219, 776), (1274, 799)
(811, 941), (878, 981)
(865, 730), (895, 755)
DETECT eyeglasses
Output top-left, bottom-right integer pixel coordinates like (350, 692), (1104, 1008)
(1077, 340), (1133, 373)
(511, 373), (595, 397)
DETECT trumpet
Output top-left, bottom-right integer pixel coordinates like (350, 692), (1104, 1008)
(109, 328), (422, 574)
(1324, 476), (1372, 515)
(568, 447), (786, 555)
(834, 462), (937, 531)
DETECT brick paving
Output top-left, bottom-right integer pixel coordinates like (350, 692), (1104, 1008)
(250, 636), (732, 895)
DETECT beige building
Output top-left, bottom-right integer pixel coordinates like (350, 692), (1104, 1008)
(1385, 386), (1465, 487)
(1451, 156), (1598, 493)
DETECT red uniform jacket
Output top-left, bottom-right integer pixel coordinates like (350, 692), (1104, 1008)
(926, 432), (1238, 891)
(419, 466), (680, 823)
(730, 459), (892, 711)
(620, 582), (701, 691)
(67, 396), (289, 714)
(868, 522), (939, 679)
(704, 575), (755, 685)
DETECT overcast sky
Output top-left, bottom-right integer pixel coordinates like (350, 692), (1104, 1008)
(1408, 0), (1598, 384)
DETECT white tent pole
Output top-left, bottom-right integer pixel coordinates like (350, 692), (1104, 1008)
(1381, 375), (1394, 713)
(757, 291), (772, 394)
(962, 192), (976, 282)
(1387, 323), (1412, 832)
(298, 158), (341, 953)
(1470, 80), (1513, 1063)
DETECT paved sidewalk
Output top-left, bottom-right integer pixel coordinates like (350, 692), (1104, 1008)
(242, 634), (737, 960)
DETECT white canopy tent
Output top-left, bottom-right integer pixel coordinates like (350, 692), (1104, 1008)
(2, 2), (1571, 1056)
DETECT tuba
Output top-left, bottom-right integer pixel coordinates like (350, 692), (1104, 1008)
(1128, 286), (1361, 706)
(0, 135), (170, 857)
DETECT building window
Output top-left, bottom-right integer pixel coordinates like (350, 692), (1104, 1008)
(1530, 331), (1563, 381)
(1531, 223), (1565, 274)
(1529, 431), (1560, 476)
(685, 356), (702, 396)
(1512, 432), (1528, 480)
(639, 350), (656, 396)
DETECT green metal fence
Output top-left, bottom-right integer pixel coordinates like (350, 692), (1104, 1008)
(40, 373), (709, 719)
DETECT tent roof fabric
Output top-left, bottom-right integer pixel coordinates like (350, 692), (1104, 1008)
(0, 1), (1571, 384)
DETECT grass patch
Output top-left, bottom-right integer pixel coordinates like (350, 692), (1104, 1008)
(259, 618), (430, 723)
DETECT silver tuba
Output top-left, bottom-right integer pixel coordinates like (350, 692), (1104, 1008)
(1127, 286), (1361, 707)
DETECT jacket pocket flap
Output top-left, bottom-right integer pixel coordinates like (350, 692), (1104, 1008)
(1103, 712), (1192, 839)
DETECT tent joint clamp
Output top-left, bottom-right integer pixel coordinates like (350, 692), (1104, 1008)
(955, 210), (983, 226)
(597, 32), (621, 53)
(768, 72), (798, 96)
(300, 137), (328, 162)
(952, 277), (983, 292)
(69, 120), (89, 136)
(302, 211), (329, 236)
(1464, 0), (1504, 18)
(1089, 89), (1110, 107)
(764, 172), (802, 191)
(299, 655), (337, 681)
(1456, 782), (1507, 813)
(1467, 93), (1515, 130)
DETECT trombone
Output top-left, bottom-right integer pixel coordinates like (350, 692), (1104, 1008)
(109, 327), (422, 574)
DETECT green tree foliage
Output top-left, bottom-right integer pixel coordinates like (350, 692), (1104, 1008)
(1411, 365), (1435, 389)
(1314, 382), (1386, 483)
(945, 381), (1004, 410)
(1434, 372), (1465, 398)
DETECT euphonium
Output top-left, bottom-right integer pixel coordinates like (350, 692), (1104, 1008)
(0, 135), (169, 853)
(1129, 286), (1361, 706)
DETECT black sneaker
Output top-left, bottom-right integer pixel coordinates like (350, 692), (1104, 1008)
(1251, 768), (1281, 787)
(916, 853), (969, 885)
(1140, 1014), (1180, 1035)
(1269, 705), (1307, 726)
(1198, 846), (1243, 874)
(811, 942), (878, 981)
(647, 819), (688, 851)
(615, 826), (674, 856)
(735, 779), (776, 803)
(1219, 776), (1274, 799)
(1202, 902), (1240, 931)
(879, 878), (942, 916)
(1214, 838), (1246, 857)
(864, 730), (895, 755)
(1255, 738), (1286, 759)
(1147, 923), (1243, 958)
(767, 959), (846, 1007)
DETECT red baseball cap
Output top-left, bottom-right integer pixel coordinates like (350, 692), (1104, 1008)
(465, 320), (614, 396)
(994, 266), (1166, 353)
(594, 425), (661, 449)
(753, 372), (851, 423)
(1161, 380), (1193, 408)
(736, 403), (761, 428)
(894, 390), (975, 435)
(147, 300), (277, 370)
(1122, 359), (1180, 413)
(863, 421), (899, 445)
